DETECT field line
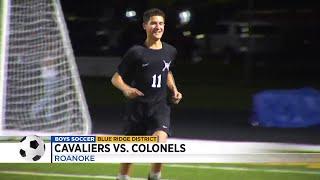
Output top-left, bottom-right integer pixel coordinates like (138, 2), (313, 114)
(0, 170), (145, 180)
(163, 164), (320, 175)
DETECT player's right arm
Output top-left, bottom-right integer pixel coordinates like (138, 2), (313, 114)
(111, 72), (144, 99)
(112, 46), (144, 99)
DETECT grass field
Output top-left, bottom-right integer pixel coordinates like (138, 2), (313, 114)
(0, 163), (319, 180)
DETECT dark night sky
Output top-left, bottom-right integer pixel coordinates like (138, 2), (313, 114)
(61, 0), (320, 61)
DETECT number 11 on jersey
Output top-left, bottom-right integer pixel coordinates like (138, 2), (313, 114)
(152, 74), (161, 88)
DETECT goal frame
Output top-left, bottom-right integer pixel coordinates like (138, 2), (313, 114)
(0, 0), (10, 132)
(53, 0), (92, 134)
(0, 0), (92, 135)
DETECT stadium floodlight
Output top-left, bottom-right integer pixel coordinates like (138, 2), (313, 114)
(125, 10), (136, 18)
(0, 0), (92, 135)
(178, 10), (191, 25)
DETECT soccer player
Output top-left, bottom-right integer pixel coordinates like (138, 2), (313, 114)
(111, 8), (182, 180)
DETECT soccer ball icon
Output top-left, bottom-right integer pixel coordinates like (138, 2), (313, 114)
(19, 135), (46, 161)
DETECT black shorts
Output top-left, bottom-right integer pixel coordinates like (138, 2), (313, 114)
(122, 99), (171, 136)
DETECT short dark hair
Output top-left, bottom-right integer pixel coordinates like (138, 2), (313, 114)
(143, 8), (165, 23)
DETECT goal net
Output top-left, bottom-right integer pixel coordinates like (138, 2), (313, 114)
(0, 0), (91, 135)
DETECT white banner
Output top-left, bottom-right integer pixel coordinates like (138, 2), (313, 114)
(0, 143), (51, 163)
(1, 135), (320, 163)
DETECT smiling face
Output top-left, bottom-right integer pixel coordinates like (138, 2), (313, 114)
(143, 15), (165, 41)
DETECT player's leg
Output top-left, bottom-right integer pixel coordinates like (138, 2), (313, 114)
(148, 100), (171, 180)
(149, 130), (168, 180)
(117, 163), (132, 180)
(118, 101), (146, 180)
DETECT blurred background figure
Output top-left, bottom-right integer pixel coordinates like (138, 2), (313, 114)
(30, 56), (60, 122)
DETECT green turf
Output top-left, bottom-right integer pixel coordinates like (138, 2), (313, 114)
(0, 163), (319, 180)
(0, 176), (81, 180)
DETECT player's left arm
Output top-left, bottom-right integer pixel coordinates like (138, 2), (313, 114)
(167, 71), (182, 104)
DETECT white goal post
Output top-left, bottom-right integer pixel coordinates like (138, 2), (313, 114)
(0, 0), (92, 135)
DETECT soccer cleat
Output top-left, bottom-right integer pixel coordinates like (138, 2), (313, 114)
(148, 174), (160, 180)
(116, 175), (130, 180)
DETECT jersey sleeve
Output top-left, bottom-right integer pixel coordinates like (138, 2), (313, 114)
(117, 46), (139, 78)
(172, 47), (177, 62)
(170, 46), (178, 71)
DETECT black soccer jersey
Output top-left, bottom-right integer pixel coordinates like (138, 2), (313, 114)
(118, 42), (177, 102)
